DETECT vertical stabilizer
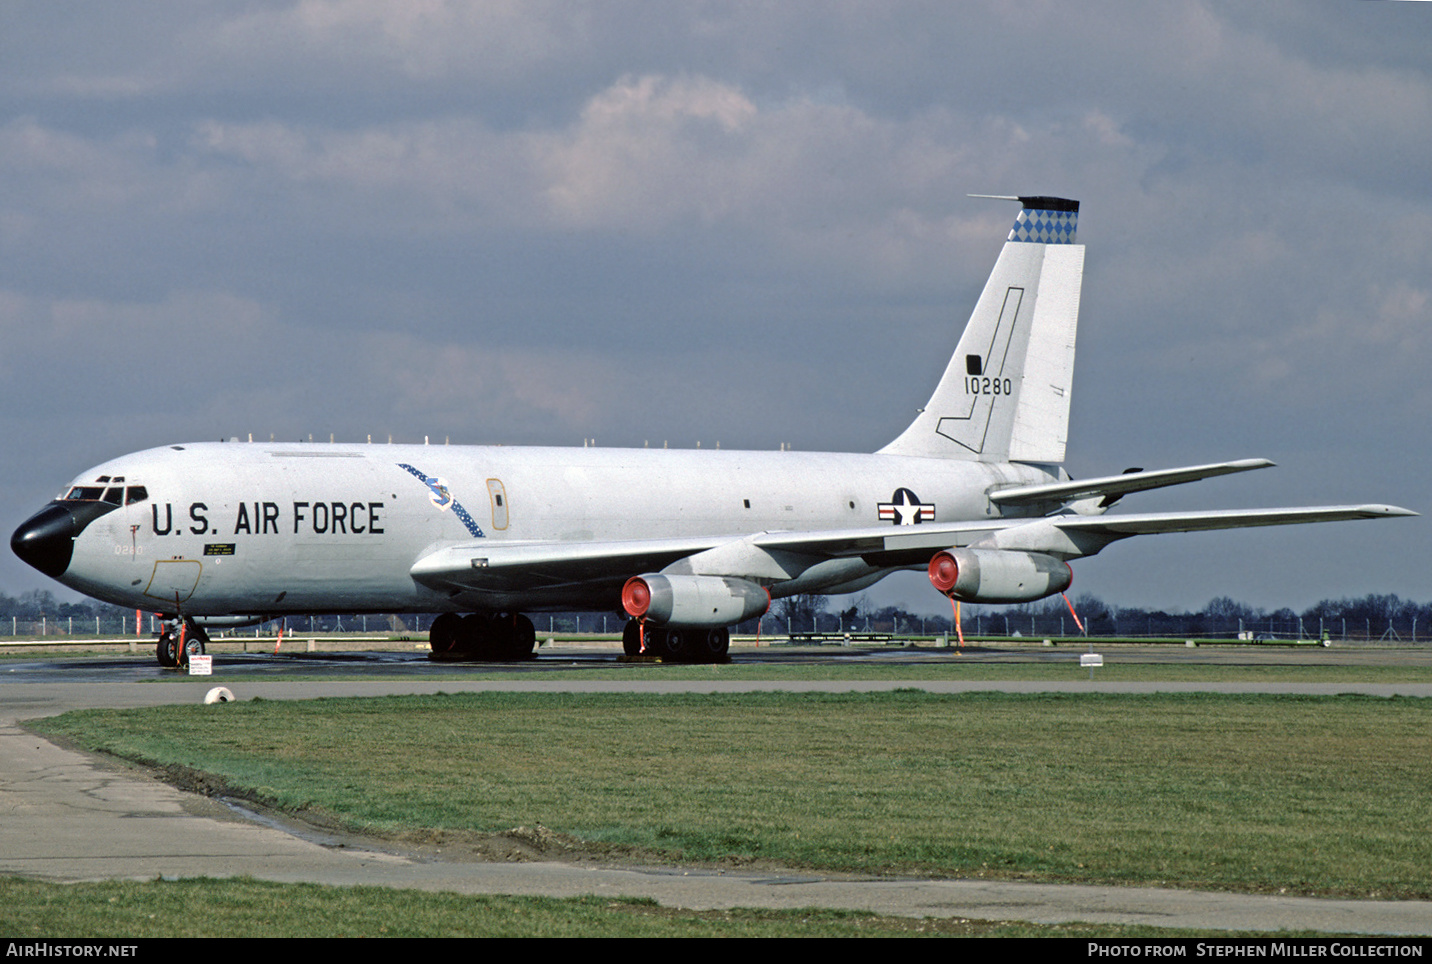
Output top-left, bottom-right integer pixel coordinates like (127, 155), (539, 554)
(879, 196), (1084, 463)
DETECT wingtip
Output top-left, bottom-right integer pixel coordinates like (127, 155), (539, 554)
(1358, 504), (1419, 518)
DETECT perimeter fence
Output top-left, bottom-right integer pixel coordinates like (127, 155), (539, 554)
(3, 610), (1426, 644)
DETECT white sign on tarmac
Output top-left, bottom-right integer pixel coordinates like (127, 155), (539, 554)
(187, 655), (213, 676)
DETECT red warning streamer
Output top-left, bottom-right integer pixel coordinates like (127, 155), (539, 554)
(1062, 592), (1085, 635)
(948, 595), (965, 648)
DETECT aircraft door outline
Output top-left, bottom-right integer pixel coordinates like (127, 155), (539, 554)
(143, 559), (202, 602)
(486, 479), (509, 530)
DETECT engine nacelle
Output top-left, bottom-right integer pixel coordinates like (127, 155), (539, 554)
(621, 573), (770, 628)
(927, 548), (1072, 603)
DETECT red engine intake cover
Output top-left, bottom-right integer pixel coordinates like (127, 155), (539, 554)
(928, 550), (960, 594)
(621, 576), (652, 617)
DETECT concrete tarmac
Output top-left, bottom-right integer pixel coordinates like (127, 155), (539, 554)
(3, 674), (1431, 935)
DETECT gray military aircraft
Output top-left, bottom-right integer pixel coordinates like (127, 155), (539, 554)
(10, 196), (1415, 666)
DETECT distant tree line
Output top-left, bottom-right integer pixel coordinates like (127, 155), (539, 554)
(754, 591), (1432, 642)
(0, 589), (128, 621)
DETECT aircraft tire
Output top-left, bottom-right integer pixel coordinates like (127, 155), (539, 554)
(428, 613), (463, 658)
(459, 614), (488, 654)
(641, 626), (670, 660)
(698, 627), (730, 663)
(156, 632), (179, 668)
(505, 614), (536, 660)
(183, 622), (210, 663)
(662, 628), (693, 663)
(474, 615), (511, 661)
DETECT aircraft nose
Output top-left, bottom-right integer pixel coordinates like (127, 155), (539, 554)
(11, 504), (80, 578)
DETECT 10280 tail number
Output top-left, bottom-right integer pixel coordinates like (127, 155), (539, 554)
(965, 376), (1012, 396)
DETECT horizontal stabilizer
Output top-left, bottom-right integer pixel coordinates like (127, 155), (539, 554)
(1051, 504), (1417, 538)
(973, 504), (1417, 559)
(989, 458), (1275, 508)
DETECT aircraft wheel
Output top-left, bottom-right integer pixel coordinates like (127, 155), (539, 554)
(622, 619), (643, 657)
(428, 613), (463, 658)
(662, 628), (692, 663)
(508, 614), (536, 660)
(470, 615), (509, 661)
(459, 614), (488, 654)
(698, 627), (730, 663)
(183, 622), (210, 663)
(156, 631), (179, 667)
(643, 627), (670, 660)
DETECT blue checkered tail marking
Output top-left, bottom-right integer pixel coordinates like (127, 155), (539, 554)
(1008, 206), (1078, 244)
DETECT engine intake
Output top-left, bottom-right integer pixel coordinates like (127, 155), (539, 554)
(622, 574), (770, 628)
(927, 548), (1072, 603)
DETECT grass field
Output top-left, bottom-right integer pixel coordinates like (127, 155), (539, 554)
(0, 876), (1295, 939)
(32, 690), (1432, 903)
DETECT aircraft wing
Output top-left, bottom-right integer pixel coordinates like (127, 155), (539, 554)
(987, 459), (1274, 508)
(409, 503), (1415, 596)
(409, 535), (736, 593)
(408, 521), (1023, 594)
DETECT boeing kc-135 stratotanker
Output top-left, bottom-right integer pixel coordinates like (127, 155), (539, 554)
(11, 196), (1415, 665)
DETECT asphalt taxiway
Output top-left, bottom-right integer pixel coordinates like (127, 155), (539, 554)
(3, 645), (1430, 935)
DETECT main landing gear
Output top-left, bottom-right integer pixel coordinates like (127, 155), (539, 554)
(622, 619), (730, 663)
(155, 618), (208, 668)
(428, 612), (537, 662)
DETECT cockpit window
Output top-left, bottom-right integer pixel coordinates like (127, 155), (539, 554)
(64, 486), (105, 501)
(62, 484), (148, 504)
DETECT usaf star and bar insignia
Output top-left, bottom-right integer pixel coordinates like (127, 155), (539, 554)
(877, 487), (936, 526)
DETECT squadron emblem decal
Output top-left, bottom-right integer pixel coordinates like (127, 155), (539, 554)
(877, 487), (935, 526)
(398, 464), (485, 538)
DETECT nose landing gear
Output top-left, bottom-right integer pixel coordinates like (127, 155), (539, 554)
(155, 617), (208, 668)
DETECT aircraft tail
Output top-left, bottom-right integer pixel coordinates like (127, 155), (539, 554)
(879, 196), (1084, 463)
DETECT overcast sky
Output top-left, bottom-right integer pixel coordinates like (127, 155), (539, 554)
(3, 1), (1429, 615)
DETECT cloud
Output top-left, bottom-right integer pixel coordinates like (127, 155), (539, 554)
(2, 1), (1430, 609)
(210, 0), (575, 83)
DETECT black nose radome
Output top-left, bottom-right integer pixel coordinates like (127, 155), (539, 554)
(11, 504), (77, 578)
(11, 501), (118, 579)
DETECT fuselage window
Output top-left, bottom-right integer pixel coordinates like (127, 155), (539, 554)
(125, 486), (149, 505)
